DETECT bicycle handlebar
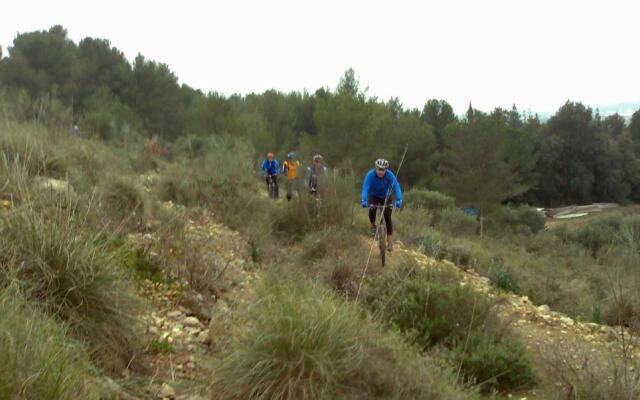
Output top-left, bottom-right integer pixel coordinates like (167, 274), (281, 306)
(369, 204), (393, 210)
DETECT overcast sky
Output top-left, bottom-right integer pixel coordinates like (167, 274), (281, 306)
(1, 0), (639, 114)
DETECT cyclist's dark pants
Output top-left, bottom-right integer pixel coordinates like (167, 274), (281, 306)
(265, 175), (278, 197)
(369, 196), (393, 235)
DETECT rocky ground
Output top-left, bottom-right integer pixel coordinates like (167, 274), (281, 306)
(120, 205), (257, 400)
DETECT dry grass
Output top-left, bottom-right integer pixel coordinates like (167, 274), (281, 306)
(0, 284), (100, 400)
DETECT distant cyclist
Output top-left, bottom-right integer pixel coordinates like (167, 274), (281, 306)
(306, 154), (327, 197)
(361, 158), (403, 251)
(282, 152), (301, 201)
(261, 152), (279, 199)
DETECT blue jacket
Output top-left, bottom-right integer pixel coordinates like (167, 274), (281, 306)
(361, 169), (403, 203)
(261, 159), (279, 175)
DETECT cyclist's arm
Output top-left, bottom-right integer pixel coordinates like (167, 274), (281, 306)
(391, 171), (402, 203)
(283, 162), (288, 177)
(361, 170), (373, 204)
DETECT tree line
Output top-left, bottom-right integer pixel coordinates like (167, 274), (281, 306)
(1, 25), (640, 208)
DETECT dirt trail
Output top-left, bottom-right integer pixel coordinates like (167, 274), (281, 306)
(124, 207), (256, 400)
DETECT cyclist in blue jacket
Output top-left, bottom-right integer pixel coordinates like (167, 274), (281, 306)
(261, 152), (279, 199)
(361, 158), (403, 251)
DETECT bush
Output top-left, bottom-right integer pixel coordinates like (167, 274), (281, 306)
(404, 188), (455, 212)
(490, 268), (520, 293)
(618, 215), (640, 254)
(448, 332), (536, 393)
(417, 229), (448, 260)
(571, 213), (623, 256)
(600, 274), (640, 332)
(545, 342), (640, 400)
(369, 264), (495, 348)
(0, 121), (65, 178)
(0, 199), (143, 372)
(210, 272), (474, 399)
(300, 226), (355, 262)
(436, 208), (477, 236)
(368, 262), (536, 392)
(0, 285), (99, 400)
(97, 174), (151, 231)
(370, 264), (497, 349)
(58, 139), (131, 194)
(494, 205), (546, 234)
(273, 168), (356, 239)
(124, 245), (166, 285)
(156, 135), (273, 239)
(394, 207), (435, 248)
(446, 242), (473, 269)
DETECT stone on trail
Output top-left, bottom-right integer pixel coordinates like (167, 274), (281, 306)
(160, 382), (176, 398)
(183, 316), (201, 327)
(166, 310), (183, 319)
(537, 304), (550, 313)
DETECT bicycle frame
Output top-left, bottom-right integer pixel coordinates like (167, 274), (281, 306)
(266, 174), (278, 199)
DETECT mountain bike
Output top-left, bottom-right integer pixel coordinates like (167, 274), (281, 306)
(370, 203), (393, 267)
(266, 174), (279, 199)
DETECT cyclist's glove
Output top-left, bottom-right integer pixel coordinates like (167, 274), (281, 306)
(395, 200), (402, 209)
(361, 200), (368, 208)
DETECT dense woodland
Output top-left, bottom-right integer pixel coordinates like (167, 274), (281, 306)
(2, 25), (640, 209)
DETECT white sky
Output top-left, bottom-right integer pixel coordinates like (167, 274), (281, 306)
(1, 0), (639, 114)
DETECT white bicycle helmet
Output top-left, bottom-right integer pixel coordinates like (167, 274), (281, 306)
(375, 158), (389, 169)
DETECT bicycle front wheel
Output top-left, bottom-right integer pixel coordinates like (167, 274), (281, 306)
(377, 224), (386, 267)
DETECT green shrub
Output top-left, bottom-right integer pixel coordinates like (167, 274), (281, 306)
(0, 285), (99, 400)
(300, 227), (355, 262)
(157, 135), (257, 208)
(494, 205), (546, 234)
(448, 331), (536, 393)
(124, 245), (165, 284)
(0, 199), (143, 372)
(249, 240), (263, 263)
(147, 339), (175, 355)
(437, 208), (477, 236)
(173, 134), (211, 158)
(417, 229), (448, 260)
(79, 86), (142, 141)
(273, 168), (355, 239)
(156, 135), (273, 238)
(447, 242), (473, 268)
(58, 139), (131, 194)
(618, 215), (640, 254)
(394, 207), (435, 247)
(490, 268), (520, 293)
(369, 262), (536, 392)
(211, 272), (474, 400)
(369, 263), (495, 348)
(572, 213), (623, 256)
(297, 227), (368, 298)
(404, 188), (455, 212)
